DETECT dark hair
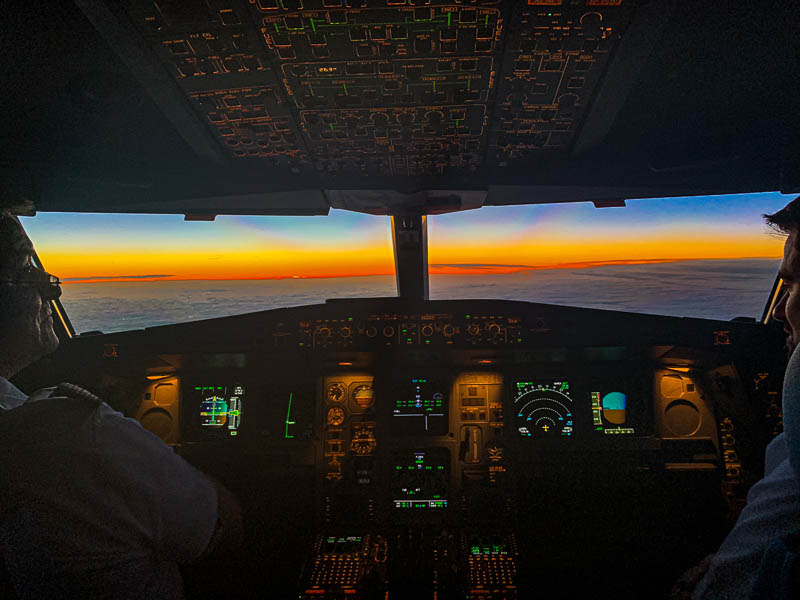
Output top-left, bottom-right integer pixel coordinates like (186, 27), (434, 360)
(764, 195), (800, 236)
(0, 211), (33, 272)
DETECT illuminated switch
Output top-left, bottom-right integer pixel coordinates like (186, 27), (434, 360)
(371, 26), (387, 40)
(414, 37), (432, 54)
(328, 10), (347, 24)
(277, 46), (296, 59)
(414, 8), (433, 21)
(284, 16), (303, 30)
(219, 9), (240, 25)
(349, 27), (368, 42)
(390, 25), (408, 39)
(440, 28), (457, 41)
(460, 8), (477, 23)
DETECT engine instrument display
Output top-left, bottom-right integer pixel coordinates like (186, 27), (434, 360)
(391, 448), (450, 509)
(513, 380), (573, 438)
(393, 378), (448, 435)
(195, 384), (243, 437)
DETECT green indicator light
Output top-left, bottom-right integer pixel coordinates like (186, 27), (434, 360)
(343, 82), (348, 94)
(432, 80), (436, 92)
(471, 546), (480, 554)
(467, 79), (471, 91)
(466, 315), (471, 318)
(194, 387), (201, 390)
(447, 13), (451, 26)
(348, 317), (353, 321)
(273, 22), (279, 33)
(284, 392), (296, 439)
(329, 123), (334, 131)
(517, 338), (522, 342)
(310, 17), (316, 32)
(425, 340), (431, 344)
(485, 14), (489, 26)
(308, 84), (314, 96)
(407, 338), (412, 342)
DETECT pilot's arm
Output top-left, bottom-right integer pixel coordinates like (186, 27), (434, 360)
(90, 401), (243, 564)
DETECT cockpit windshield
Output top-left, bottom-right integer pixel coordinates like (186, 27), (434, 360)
(429, 192), (790, 320)
(21, 191), (790, 334)
(21, 210), (395, 333)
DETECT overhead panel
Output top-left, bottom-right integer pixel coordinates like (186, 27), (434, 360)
(122, 0), (633, 179)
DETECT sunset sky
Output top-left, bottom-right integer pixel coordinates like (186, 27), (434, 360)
(20, 192), (792, 283)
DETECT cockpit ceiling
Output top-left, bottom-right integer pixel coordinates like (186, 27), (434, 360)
(1, 1), (798, 216)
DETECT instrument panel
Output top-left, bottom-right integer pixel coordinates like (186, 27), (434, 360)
(59, 298), (783, 599)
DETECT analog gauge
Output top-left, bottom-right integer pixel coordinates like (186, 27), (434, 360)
(351, 425), (376, 455)
(513, 380), (574, 438)
(327, 383), (345, 403)
(352, 384), (375, 409)
(327, 406), (345, 427)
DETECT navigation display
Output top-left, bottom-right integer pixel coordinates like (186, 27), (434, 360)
(192, 384), (243, 438)
(512, 379), (574, 438)
(393, 378), (448, 435)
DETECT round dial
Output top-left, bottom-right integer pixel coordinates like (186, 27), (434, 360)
(327, 406), (345, 427)
(352, 384), (375, 409)
(327, 383), (345, 403)
(513, 380), (574, 438)
(351, 426), (376, 455)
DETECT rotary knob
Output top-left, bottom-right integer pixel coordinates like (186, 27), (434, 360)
(442, 324), (455, 337)
(488, 323), (501, 336)
(340, 326), (352, 338)
(467, 324), (480, 336)
(421, 324), (434, 337)
(383, 325), (395, 338)
(366, 326), (378, 338)
(318, 327), (331, 338)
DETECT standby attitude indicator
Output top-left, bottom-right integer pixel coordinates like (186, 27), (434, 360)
(513, 380), (573, 438)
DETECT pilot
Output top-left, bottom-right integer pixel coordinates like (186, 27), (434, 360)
(672, 197), (800, 599)
(0, 210), (242, 599)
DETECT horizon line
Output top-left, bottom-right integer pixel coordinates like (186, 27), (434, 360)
(58, 255), (781, 284)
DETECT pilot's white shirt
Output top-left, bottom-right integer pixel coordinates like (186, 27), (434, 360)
(693, 431), (800, 599)
(0, 376), (218, 599)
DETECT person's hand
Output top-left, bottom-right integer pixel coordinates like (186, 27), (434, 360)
(669, 554), (715, 600)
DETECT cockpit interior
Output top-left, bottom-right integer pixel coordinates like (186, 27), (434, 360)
(3, 1), (800, 598)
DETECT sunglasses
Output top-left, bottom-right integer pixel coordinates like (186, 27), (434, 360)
(1, 265), (62, 300)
